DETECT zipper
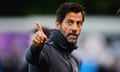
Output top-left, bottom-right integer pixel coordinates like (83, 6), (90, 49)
(67, 55), (78, 72)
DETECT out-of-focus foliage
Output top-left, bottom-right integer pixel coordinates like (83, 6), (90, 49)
(0, 0), (119, 16)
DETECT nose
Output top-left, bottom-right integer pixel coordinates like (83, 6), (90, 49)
(71, 24), (77, 33)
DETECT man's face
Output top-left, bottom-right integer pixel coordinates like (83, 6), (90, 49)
(56, 12), (83, 44)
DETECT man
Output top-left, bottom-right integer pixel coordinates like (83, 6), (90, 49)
(26, 2), (85, 72)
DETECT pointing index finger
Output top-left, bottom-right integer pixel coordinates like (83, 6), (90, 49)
(35, 21), (43, 31)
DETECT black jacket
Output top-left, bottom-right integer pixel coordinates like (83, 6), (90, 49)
(26, 30), (79, 72)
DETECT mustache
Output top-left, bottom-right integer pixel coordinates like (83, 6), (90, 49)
(67, 33), (78, 37)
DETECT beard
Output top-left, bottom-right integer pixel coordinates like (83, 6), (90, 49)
(60, 29), (79, 44)
(66, 33), (79, 44)
(59, 25), (80, 44)
(67, 38), (77, 44)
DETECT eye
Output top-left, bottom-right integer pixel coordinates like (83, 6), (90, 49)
(67, 20), (73, 25)
(77, 21), (82, 27)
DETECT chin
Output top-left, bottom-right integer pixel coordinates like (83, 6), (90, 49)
(68, 39), (77, 44)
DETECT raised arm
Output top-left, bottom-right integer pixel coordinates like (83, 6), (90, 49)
(25, 21), (48, 65)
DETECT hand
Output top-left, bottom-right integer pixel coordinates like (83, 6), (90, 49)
(32, 21), (47, 47)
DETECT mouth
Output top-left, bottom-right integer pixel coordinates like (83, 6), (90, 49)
(68, 34), (78, 39)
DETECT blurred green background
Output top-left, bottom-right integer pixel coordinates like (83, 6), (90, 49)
(0, 0), (120, 16)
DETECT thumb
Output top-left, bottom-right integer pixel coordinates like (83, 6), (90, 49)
(35, 21), (43, 32)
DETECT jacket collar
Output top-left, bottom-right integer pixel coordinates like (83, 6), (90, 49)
(48, 29), (77, 53)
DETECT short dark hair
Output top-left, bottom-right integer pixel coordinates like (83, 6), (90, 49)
(56, 2), (85, 23)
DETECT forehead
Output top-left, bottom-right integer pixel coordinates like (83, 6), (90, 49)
(64, 12), (83, 21)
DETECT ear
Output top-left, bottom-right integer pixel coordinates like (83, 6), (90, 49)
(55, 20), (61, 30)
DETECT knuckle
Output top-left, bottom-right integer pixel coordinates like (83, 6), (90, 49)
(33, 39), (40, 45)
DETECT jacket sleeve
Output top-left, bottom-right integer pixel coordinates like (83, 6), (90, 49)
(25, 44), (43, 65)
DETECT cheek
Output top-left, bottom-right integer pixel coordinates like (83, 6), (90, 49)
(61, 25), (70, 35)
(77, 27), (82, 34)
(62, 27), (68, 34)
